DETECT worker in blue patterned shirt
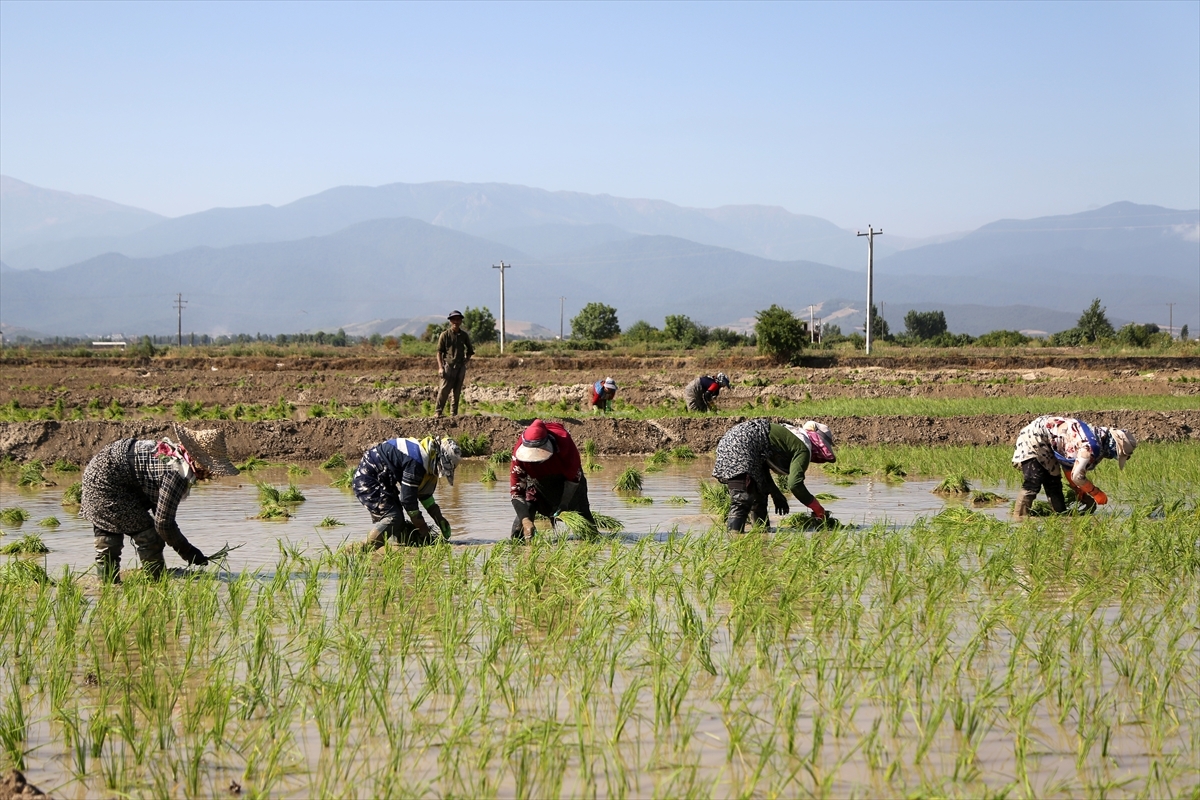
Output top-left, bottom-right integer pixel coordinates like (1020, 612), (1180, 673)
(351, 436), (462, 548)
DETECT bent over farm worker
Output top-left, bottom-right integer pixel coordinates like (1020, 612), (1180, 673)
(436, 310), (475, 417)
(80, 425), (239, 582)
(684, 373), (731, 412)
(1011, 415), (1136, 518)
(509, 419), (595, 541)
(351, 436), (462, 547)
(713, 418), (838, 532)
(590, 377), (618, 413)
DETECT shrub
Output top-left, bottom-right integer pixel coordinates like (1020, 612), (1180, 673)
(755, 305), (807, 364)
(462, 306), (498, 346)
(422, 323), (447, 343)
(508, 339), (545, 352)
(865, 304), (890, 340)
(1076, 298), (1116, 342)
(708, 327), (753, 347)
(571, 303), (621, 340)
(1116, 323), (1169, 348)
(975, 330), (1031, 347)
(622, 321), (661, 343)
(663, 315), (709, 348)
(904, 310), (948, 340)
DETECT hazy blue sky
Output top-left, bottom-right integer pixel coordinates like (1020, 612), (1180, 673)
(2, 0), (1197, 236)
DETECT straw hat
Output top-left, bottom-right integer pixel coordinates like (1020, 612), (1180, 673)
(514, 419), (556, 463)
(1110, 429), (1137, 470)
(172, 424), (240, 476)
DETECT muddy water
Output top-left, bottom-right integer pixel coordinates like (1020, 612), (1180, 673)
(0, 457), (1017, 574)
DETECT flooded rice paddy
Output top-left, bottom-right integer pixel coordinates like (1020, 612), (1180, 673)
(2, 456), (1197, 799)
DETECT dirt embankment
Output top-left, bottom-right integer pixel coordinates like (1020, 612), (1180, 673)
(3, 411), (1196, 464)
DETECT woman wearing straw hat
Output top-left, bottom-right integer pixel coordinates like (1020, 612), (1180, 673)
(1011, 415), (1136, 518)
(509, 419), (594, 542)
(351, 436), (462, 548)
(80, 425), (239, 581)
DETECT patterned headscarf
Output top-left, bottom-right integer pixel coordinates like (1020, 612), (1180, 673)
(154, 438), (200, 481)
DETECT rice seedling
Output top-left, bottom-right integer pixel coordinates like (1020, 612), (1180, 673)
(51, 459), (79, 472)
(669, 445), (697, 461)
(646, 450), (670, 467)
(330, 467), (354, 490)
(256, 483), (281, 504)
(60, 482), (82, 507)
(237, 455), (271, 472)
(0, 558), (53, 585)
(582, 439), (599, 458)
(880, 461), (907, 481)
(932, 475), (971, 495)
(17, 461), (50, 488)
(316, 517), (345, 528)
(623, 496), (654, 505)
(969, 490), (1007, 507)
(279, 484), (306, 503)
(453, 433), (491, 458)
(666, 496), (689, 505)
(254, 503), (290, 520)
(287, 464), (310, 478)
(37, 517), (61, 528)
(320, 453), (347, 470)
(813, 492), (840, 501)
(824, 463), (867, 477)
(698, 481), (731, 517)
(489, 450), (512, 466)
(0, 534), (50, 554)
(0, 507), (30, 526)
(480, 464), (498, 483)
(556, 511), (626, 538)
(614, 467), (644, 492)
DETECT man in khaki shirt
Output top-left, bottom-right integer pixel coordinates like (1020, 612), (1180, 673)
(436, 310), (474, 417)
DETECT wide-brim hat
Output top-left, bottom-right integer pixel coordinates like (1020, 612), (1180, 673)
(1111, 429), (1137, 470)
(447, 310), (464, 320)
(173, 424), (240, 476)
(514, 419), (556, 463)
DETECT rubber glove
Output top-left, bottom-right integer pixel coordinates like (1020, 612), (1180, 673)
(520, 518), (535, 541)
(805, 499), (827, 520)
(772, 492), (789, 516)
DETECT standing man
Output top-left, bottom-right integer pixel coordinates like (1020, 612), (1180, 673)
(436, 310), (475, 417)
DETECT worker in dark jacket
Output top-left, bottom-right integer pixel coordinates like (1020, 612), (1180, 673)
(684, 373), (730, 412)
(351, 436), (462, 547)
(436, 310), (475, 417)
(590, 377), (618, 413)
(509, 419), (594, 541)
(712, 418), (838, 532)
(80, 425), (239, 581)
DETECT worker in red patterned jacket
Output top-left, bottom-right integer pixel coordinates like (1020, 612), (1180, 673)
(508, 419), (595, 541)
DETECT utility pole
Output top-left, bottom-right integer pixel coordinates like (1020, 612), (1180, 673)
(174, 293), (187, 347)
(808, 305), (815, 343)
(559, 297), (566, 340)
(857, 226), (883, 354)
(492, 262), (510, 353)
(1167, 302), (1175, 339)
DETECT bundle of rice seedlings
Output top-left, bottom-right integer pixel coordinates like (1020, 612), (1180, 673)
(591, 512), (624, 533)
(317, 517), (345, 528)
(814, 493), (840, 501)
(61, 482), (83, 507)
(52, 459), (79, 472)
(489, 450), (512, 466)
(0, 507), (30, 526)
(587, 460), (604, 472)
(582, 439), (599, 459)
(881, 462), (907, 481)
(0, 534), (50, 554)
(614, 467), (643, 493)
(321, 453), (347, 470)
(934, 506), (987, 524)
(969, 490), (1007, 507)
(624, 496), (653, 505)
(237, 455), (271, 472)
(279, 484), (306, 503)
(932, 475), (971, 495)
(698, 481), (731, 517)
(37, 517), (60, 528)
(557, 511), (626, 538)
(824, 464), (867, 477)
(206, 542), (246, 560)
(666, 496), (689, 505)
(0, 559), (54, 586)
(254, 504), (291, 521)
(18, 461), (51, 488)
(669, 445), (696, 461)
(330, 467), (355, 489)
(780, 513), (821, 530)
(480, 464), (498, 483)
(256, 483), (281, 504)
(454, 433), (491, 458)
(646, 451), (670, 467)
(287, 464), (310, 478)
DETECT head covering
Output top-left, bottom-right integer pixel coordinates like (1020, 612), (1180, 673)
(171, 424), (240, 477)
(1107, 428), (1137, 470)
(515, 419), (556, 463)
(800, 420), (836, 463)
(715, 372), (731, 388)
(447, 310), (464, 320)
(602, 377), (617, 390)
(435, 438), (462, 485)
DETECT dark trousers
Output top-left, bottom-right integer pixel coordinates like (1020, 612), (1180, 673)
(366, 510), (435, 547)
(94, 525), (166, 581)
(720, 474), (768, 533)
(1019, 459), (1066, 513)
(436, 365), (467, 415)
(510, 475), (594, 538)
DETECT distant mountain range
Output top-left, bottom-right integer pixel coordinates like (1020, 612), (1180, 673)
(0, 175), (1196, 338)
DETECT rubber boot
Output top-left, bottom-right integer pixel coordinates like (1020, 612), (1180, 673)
(365, 515), (395, 550)
(94, 532), (123, 583)
(1013, 490), (1037, 519)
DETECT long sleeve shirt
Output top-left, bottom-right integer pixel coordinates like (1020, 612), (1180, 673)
(1012, 415), (1101, 484)
(509, 423), (583, 504)
(437, 328), (475, 368)
(765, 423), (816, 505)
(81, 438), (194, 548)
(354, 438), (438, 513)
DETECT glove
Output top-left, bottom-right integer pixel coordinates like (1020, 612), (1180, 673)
(427, 504), (452, 540)
(1089, 489), (1108, 505)
(521, 517), (535, 541)
(772, 493), (789, 516)
(407, 509), (431, 535)
(179, 543), (208, 567)
(1074, 479), (1107, 506)
(805, 499), (827, 521)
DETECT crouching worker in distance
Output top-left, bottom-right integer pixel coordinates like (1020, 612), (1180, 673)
(509, 419), (594, 542)
(1011, 415), (1136, 519)
(713, 418), (838, 532)
(590, 377), (618, 413)
(684, 372), (730, 412)
(80, 425), (239, 582)
(352, 436), (462, 548)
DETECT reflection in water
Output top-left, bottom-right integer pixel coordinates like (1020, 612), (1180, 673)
(1, 457), (1014, 574)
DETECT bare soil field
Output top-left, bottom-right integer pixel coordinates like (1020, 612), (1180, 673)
(2, 353), (1198, 411)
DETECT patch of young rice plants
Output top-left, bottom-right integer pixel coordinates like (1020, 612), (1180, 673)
(286, 464), (310, 478)
(669, 445), (697, 461)
(320, 453), (347, 470)
(969, 490), (1007, 507)
(60, 482), (82, 507)
(17, 461), (50, 488)
(0, 534), (50, 554)
(316, 517), (344, 528)
(0, 508), (30, 526)
(51, 459), (79, 473)
(667, 496), (689, 505)
(480, 464), (498, 483)
(489, 450), (512, 466)
(2, 446), (1197, 798)
(330, 467), (354, 490)
(453, 434), (491, 457)
(37, 517), (60, 528)
(236, 455), (271, 472)
(932, 475), (971, 495)
(614, 467), (644, 492)
(623, 496), (653, 505)
(698, 481), (731, 518)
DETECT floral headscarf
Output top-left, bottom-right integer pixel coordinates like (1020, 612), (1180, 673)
(154, 438), (201, 481)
